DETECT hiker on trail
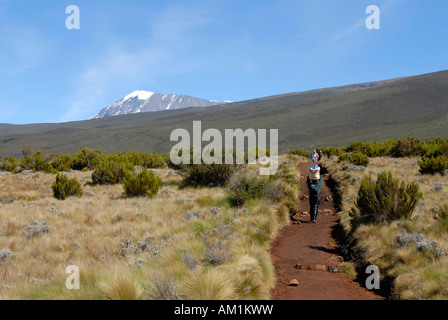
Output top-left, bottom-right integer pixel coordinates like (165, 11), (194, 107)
(318, 150), (323, 162)
(307, 164), (322, 223)
(311, 150), (319, 163)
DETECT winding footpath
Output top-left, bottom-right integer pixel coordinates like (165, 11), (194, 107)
(271, 162), (383, 300)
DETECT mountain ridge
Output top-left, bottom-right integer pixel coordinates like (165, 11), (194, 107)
(1, 69), (447, 157)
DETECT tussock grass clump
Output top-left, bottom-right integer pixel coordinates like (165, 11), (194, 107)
(123, 168), (162, 198)
(356, 172), (422, 223)
(99, 272), (144, 300)
(51, 173), (83, 200)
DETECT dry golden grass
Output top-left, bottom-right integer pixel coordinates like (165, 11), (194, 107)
(323, 156), (448, 300)
(0, 156), (302, 300)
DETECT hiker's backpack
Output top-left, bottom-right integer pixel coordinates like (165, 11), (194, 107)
(308, 165), (321, 180)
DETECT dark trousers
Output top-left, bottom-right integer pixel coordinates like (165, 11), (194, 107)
(309, 197), (319, 221)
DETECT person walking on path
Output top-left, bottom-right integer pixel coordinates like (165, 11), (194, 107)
(318, 150), (323, 162)
(307, 164), (322, 223)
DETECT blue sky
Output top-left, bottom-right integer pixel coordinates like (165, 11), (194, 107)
(0, 0), (447, 124)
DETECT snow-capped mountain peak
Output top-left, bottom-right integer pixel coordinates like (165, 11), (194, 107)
(123, 90), (155, 101)
(91, 91), (229, 119)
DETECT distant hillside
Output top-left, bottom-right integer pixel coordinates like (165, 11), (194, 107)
(91, 90), (229, 119)
(1, 70), (448, 157)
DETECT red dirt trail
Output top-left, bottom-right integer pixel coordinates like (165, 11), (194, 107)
(271, 162), (383, 300)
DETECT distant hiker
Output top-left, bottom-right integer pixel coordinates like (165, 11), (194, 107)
(311, 150), (319, 162)
(307, 164), (322, 223)
(318, 150), (323, 162)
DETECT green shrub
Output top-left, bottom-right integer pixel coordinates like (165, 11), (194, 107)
(419, 155), (448, 175)
(356, 172), (423, 223)
(338, 152), (370, 166)
(91, 155), (134, 185)
(350, 152), (370, 166)
(51, 154), (73, 172)
(51, 173), (83, 200)
(323, 147), (346, 157)
(390, 137), (424, 158)
(21, 151), (55, 173)
(438, 204), (448, 222)
(143, 153), (166, 168)
(71, 147), (102, 170)
(227, 173), (269, 207)
(422, 138), (448, 158)
(1, 157), (19, 173)
(178, 149), (241, 187)
(123, 168), (162, 197)
(180, 162), (241, 187)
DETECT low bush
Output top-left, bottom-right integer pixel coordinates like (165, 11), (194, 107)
(419, 155), (448, 175)
(92, 155), (134, 185)
(123, 168), (162, 198)
(356, 172), (423, 223)
(21, 151), (55, 173)
(71, 147), (102, 171)
(179, 162), (241, 187)
(438, 204), (448, 222)
(51, 154), (73, 172)
(227, 173), (269, 207)
(338, 152), (370, 166)
(1, 157), (19, 173)
(390, 137), (424, 158)
(51, 173), (83, 200)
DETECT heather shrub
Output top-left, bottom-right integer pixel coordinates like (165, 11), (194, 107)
(142, 153), (166, 168)
(419, 155), (448, 175)
(92, 155), (134, 185)
(438, 204), (448, 222)
(51, 173), (83, 200)
(51, 154), (73, 172)
(180, 162), (241, 187)
(422, 138), (448, 158)
(21, 151), (55, 173)
(1, 157), (19, 173)
(71, 147), (102, 170)
(323, 147), (345, 157)
(227, 173), (269, 207)
(338, 152), (370, 166)
(356, 172), (422, 223)
(390, 137), (424, 158)
(123, 168), (162, 198)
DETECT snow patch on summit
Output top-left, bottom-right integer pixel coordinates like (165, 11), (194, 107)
(123, 90), (155, 101)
